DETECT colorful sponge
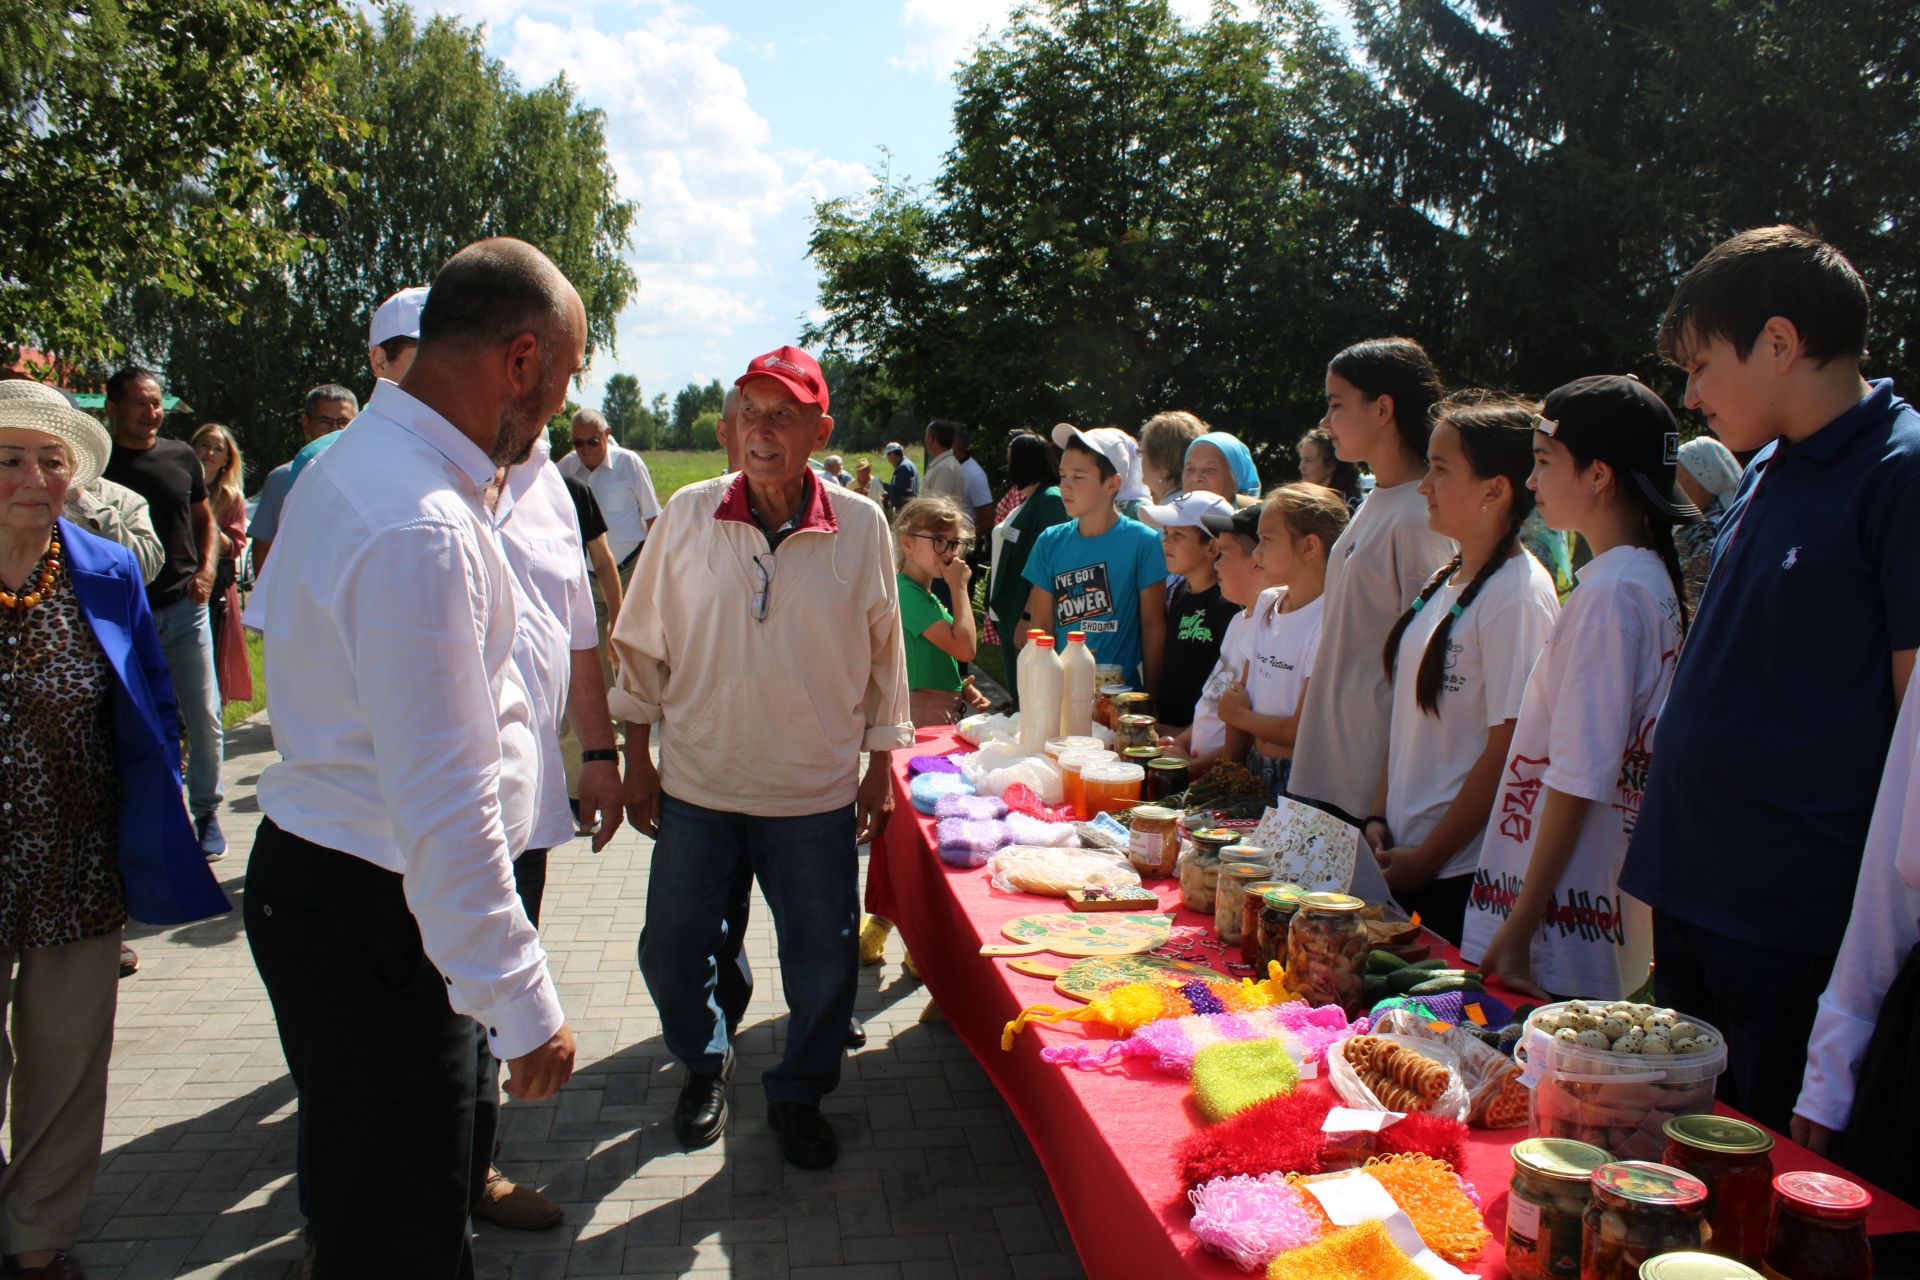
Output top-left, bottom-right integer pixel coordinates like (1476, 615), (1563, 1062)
(1265, 1221), (1426, 1280)
(1188, 1174), (1325, 1271)
(910, 771), (974, 814)
(1002, 966), (1299, 1051)
(1175, 1091), (1467, 1190)
(1191, 1039), (1301, 1122)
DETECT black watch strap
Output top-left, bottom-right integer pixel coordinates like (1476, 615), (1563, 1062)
(580, 748), (619, 764)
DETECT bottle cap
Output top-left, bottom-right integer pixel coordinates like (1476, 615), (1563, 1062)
(1037, 636), (1056, 648)
(1067, 631), (1086, 641)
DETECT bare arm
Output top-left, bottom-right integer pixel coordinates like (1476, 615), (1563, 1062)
(1379, 720), (1518, 893)
(567, 646), (620, 851)
(1016, 585), (1053, 648)
(1222, 675), (1310, 751)
(188, 499), (218, 602)
(1138, 584), (1167, 697)
(586, 532), (624, 661)
(920, 560), (978, 661)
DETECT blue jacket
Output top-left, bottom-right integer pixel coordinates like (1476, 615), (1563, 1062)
(61, 519), (231, 925)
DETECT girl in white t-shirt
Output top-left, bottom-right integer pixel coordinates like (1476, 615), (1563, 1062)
(1463, 376), (1696, 1000)
(1218, 484), (1351, 802)
(1172, 505), (1264, 776)
(1367, 394), (1560, 945)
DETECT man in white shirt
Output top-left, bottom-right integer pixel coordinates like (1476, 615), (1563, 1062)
(954, 425), (996, 564)
(244, 238), (581, 1278)
(557, 407), (660, 571)
(923, 418), (966, 504)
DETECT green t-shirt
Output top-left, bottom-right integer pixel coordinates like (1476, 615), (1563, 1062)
(899, 572), (962, 692)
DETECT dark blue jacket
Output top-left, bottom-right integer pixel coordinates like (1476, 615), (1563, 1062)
(62, 518), (231, 925)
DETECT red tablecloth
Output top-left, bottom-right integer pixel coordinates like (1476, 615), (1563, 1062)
(868, 728), (1920, 1280)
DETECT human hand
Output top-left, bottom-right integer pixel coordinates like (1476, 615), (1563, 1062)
(1361, 817), (1392, 855)
(941, 555), (973, 595)
(1478, 920), (1551, 1001)
(623, 750), (662, 837)
(1217, 682), (1250, 727)
(504, 1023), (577, 1101)
(1377, 846), (1435, 894)
(961, 676), (992, 712)
(1789, 1114), (1836, 1156)
(577, 759), (622, 852)
(189, 564), (216, 603)
(855, 763), (894, 845)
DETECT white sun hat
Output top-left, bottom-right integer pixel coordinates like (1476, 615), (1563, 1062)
(0, 380), (113, 487)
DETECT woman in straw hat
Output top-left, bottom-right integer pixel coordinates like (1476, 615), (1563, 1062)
(0, 381), (228, 1280)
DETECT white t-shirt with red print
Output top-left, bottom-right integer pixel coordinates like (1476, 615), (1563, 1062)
(1460, 546), (1682, 1000)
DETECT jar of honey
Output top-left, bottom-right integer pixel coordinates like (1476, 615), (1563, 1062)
(1127, 805), (1181, 878)
(1146, 756), (1190, 801)
(1081, 761), (1145, 816)
(1660, 1115), (1774, 1267)
(1044, 734), (1103, 761)
(1059, 749), (1116, 819)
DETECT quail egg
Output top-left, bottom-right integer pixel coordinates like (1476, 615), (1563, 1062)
(1648, 1012), (1677, 1031)
(1599, 1017), (1632, 1041)
(1555, 1027), (1580, 1043)
(1640, 1036), (1673, 1056)
(1669, 1022), (1699, 1042)
(1629, 1003), (1657, 1023)
(1643, 1024), (1673, 1043)
(1564, 1001), (1591, 1017)
(1574, 1029), (1613, 1049)
(1670, 1038), (1699, 1054)
(1611, 1035), (1644, 1053)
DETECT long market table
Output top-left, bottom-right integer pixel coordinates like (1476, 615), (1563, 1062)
(866, 727), (1920, 1279)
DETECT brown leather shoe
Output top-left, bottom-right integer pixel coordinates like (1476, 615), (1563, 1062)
(8, 1253), (84, 1280)
(473, 1167), (563, 1231)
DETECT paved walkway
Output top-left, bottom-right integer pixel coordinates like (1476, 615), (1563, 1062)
(76, 716), (1086, 1279)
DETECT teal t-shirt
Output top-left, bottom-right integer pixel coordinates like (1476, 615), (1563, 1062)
(898, 572), (962, 692)
(1021, 514), (1168, 684)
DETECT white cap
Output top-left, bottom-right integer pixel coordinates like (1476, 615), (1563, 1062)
(1138, 489), (1233, 532)
(368, 286), (430, 349)
(1051, 423), (1147, 502)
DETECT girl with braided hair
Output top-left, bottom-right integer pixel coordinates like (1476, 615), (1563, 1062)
(1365, 393), (1561, 944)
(1463, 376), (1699, 1001)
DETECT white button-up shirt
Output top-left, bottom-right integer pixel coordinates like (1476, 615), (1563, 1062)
(249, 382), (562, 1060)
(498, 441), (599, 851)
(557, 442), (660, 564)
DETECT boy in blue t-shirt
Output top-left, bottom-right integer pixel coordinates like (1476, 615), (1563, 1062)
(1018, 424), (1168, 694)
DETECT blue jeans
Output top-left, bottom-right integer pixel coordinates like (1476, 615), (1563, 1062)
(1247, 750), (1291, 805)
(639, 794), (858, 1105)
(152, 598), (224, 816)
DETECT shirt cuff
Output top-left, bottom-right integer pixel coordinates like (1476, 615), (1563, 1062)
(864, 723), (915, 751)
(1795, 997), (1877, 1131)
(474, 973), (567, 1061)
(608, 686), (661, 725)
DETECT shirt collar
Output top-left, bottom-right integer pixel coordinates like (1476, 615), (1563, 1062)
(502, 436), (553, 507)
(1781, 379), (1898, 466)
(714, 468), (839, 535)
(367, 381), (497, 490)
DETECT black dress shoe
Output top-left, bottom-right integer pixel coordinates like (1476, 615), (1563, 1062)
(767, 1101), (839, 1169)
(845, 1016), (866, 1050)
(672, 1046), (734, 1149)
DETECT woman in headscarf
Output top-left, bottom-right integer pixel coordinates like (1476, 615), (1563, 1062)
(1673, 436), (1744, 615)
(1182, 431), (1262, 508)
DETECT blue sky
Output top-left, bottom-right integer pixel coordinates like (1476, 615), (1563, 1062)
(430, 0), (1246, 411)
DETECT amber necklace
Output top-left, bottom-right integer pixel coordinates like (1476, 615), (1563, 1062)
(0, 528), (61, 610)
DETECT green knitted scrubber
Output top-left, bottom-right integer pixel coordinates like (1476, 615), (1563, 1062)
(1190, 1037), (1301, 1122)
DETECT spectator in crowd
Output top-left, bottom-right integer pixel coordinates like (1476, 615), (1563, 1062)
(615, 345), (911, 1170)
(556, 469), (625, 829)
(249, 384), (357, 572)
(1296, 425), (1365, 512)
(245, 239), (582, 1276)
(1672, 435), (1743, 615)
(986, 432), (1069, 701)
(367, 286), (429, 386)
(1182, 431), (1262, 508)
(0, 381), (228, 1280)
(558, 408), (661, 577)
(1136, 490), (1236, 734)
(822, 454), (851, 486)
(1018, 424), (1169, 694)
(1289, 338), (1454, 825)
(1140, 410), (1208, 503)
(851, 456), (874, 498)
(882, 441), (918, 515)
(1623, 226), (1920, 1132)
(981, 430), (1052, 653)
(101, 366), (229, 859)
(953, 425), (996, 550)
(63, 473), (162, 587)
(922, 418), (966, 506)
(189, 423), (251, 706)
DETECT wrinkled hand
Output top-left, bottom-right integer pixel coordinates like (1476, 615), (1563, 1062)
(504, 1023), (576, 1101)
(855, 764), (894, 846)
(189, 563), (216, 604)
(1377, 845), (1435, 894)
(623, 750), (663, 837)
(1789, 1114), (1836, 1156)
(961, 675), (992, 712)
(1478, 920), (1551, 1001)
(576, 759), (622, 852)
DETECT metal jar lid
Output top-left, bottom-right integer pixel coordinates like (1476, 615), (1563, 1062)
(1296, 891), (1364, 912)
(1128, 805), (1179, 823)
(1512, 1137), (1611, 1184)
(1637, 1254), (1764, 1280)
(1591, 1161), (1708, 1212)
(1662, 1113), (1775, 1156)
(1772, 1170), (1872, 1221)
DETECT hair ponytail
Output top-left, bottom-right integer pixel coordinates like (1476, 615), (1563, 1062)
(1649, 520), (1692, 636)
(1328, 338), (1446, 468)
(1383, 557), (1459, 687)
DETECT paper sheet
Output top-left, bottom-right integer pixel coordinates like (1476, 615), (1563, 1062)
(1301, 1171), (1478, 1280)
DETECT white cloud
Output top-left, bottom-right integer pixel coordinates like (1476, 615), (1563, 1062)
(892, 0), (1014, 74)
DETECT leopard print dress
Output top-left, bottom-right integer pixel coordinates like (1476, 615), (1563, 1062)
(0, 560), (126, 950)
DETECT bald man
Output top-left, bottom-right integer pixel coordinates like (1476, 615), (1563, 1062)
(245, 238), (583, 1278)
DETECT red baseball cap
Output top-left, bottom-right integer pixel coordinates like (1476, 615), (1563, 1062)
(735, 345), (830, 414)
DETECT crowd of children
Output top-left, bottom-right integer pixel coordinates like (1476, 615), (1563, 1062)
(885, 224), (1920, 1193)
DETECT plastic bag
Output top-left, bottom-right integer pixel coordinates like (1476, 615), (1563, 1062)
(986, 845), (1141, 897)
(1325, 1033), (1469, 1123)
(958, 743), (1066, 803)
(957, 712), (1017, 746)
(1369, 1008), (1529, 1129)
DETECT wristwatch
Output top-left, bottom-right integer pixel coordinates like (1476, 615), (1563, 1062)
(580, 748), (619, 764)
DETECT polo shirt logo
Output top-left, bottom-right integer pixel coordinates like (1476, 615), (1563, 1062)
(1782, 545), (1801, 570)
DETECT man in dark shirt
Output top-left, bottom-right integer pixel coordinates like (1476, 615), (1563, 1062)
(882, 441), (918, 517)
(102, 366), (227, 858)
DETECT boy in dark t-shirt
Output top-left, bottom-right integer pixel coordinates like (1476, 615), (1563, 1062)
(1138, 490), (1239, 729)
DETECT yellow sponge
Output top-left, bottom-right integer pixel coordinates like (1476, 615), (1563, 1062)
(1190, 1037), (1300, 1122)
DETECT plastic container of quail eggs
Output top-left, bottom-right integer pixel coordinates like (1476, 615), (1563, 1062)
(1513, 1000), (1728, 1161)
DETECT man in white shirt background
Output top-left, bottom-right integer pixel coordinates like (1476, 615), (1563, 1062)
(922, 417), (965, 505)
(247, 384), (358, 573)
(558, 407), (660, 575)
(245, 237), (582, 1278)
(954, 423), (996, 566)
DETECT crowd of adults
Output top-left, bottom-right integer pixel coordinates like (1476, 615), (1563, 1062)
(0, 221), (1915, 1280)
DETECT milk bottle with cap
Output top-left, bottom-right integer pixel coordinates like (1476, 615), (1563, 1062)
(1058, 630), (1097, 736)
(1019, 636), (1063, 751)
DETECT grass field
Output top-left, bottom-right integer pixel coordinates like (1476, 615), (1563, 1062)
(636, 449), (888, 502)
(223, 629), (266, 729)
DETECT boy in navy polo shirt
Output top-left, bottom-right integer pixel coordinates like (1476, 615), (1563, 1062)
(1622, 226), (1920, 1133)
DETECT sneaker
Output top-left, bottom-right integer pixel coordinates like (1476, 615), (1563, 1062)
(195, 810), (227, 861)
(767, 1101), (839, 1169)
(473, 1167), (564, 1230)
(119, 945), (139, 978)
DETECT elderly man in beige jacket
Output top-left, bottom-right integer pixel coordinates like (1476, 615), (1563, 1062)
(612, 345), (911, 1170)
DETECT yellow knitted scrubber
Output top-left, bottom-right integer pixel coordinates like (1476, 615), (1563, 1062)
(1190, 1038), (1301, 1122)
(1000, 962), (1297, 1050)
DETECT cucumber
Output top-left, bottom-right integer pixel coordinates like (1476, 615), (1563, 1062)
(1363, 975), (1390, 1003)
(1368, 950), (1409, 974)
(1407, 975), (1487, 996)
(1409, 958), (1451, 971)
(1384, 966), (1444, 994)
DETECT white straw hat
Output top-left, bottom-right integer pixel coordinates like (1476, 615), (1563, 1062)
(0, 380), (113, 487)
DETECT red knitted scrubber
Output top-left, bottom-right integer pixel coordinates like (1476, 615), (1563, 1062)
(1175, 1087), (1467, 1189)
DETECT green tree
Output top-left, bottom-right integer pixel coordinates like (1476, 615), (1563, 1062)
(601, 372), (653, 449)
(119, 4), (637, 469)
(1, 0), (363, 365)
(666, 378), (724, 449)
(689, 409), (722, 452)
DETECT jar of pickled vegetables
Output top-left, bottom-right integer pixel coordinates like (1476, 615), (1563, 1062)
(1660, 1115), (1774, 1267)
(1283, 892), (1368, 1014)
(1581, 1162), (1710, 1280)
(1761, 1171), (1871, 1280)
(1115, 714), (1158, 752)
(1508, 1137), (1611, 1280)
(1248, 884), (1305, 975)
(1126, 805), (1181, 878)
(1178, 843), (1221, 914)
(1114, 691), (1154, 722)
(1146, 756), (1190, 801)
(1215, 864), (1267, 945)
(1192, 829), (1243, 861)
(1095, 684), (1131, 730)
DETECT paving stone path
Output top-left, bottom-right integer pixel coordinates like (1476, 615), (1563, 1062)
(78, 715), (1087, 1279)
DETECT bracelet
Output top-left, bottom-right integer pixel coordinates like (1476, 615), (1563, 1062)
(1361, 815), (1389, 831)
(580, 748), (619, 764)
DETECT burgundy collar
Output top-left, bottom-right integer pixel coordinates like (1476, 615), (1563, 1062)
(713, 469), (839, 535)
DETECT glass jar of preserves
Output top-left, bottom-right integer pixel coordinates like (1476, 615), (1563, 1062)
(1122, 745), (1162, 773)
(1192, 829), (1243, 861)
(1508, 1137), (1611, 1280)
(1661, 1115), (1775, 1267)
(1146, 756), (1190, 801)
(1581, 1162), (1710, 1280)
(1283, 892), (1369, 1014)
(1094, 683), (1131, 730)
(1762, 1170), (1871, 1280)
(1114, 690), (1154, 722)
(1637, 1254), (1763, 1280)
(1248, 884), (1305, 975)
(1127, 805), (1181, 878)
(1178, 843), (1221, 914)
(1115, 714), (1159, 752)
(1215, 864), (1267, 945)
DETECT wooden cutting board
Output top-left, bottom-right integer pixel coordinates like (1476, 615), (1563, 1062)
(980, 912), (1174, 958)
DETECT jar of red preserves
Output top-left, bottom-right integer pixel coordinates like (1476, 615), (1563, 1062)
(1661, 1114), (1775, 1266)
(1761, 1170), (1871, 1280)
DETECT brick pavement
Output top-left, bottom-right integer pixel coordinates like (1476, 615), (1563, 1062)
(75, 715), (1087, 1279)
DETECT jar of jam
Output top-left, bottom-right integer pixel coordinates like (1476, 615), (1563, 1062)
(1122, 745), (1162, 773)
(1178, 843), (1221, 914)
(1094, 683), (1131, 730)
(1146, 756), (1190, 801)
(1762, 1171), (1871, 1280)
(1283, 892), (1369, 1014)
(1114, 690), (1154, 722)
(1239, 881), (1286, 970)
(1661, 1115), (1775, 1266)
(1215, 864), (1267, 945)
(1249, 884), (1305, 975)
(1115, 714), (1159, 752)
(1637, 1255), (1763, 1280)
(1509, 1137), (1611, 1280)
(1581, 1162), (1710, 1280)
(1127, 805), (1181, 878)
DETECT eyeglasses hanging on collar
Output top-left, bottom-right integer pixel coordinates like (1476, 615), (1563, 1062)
(751, 552), (773, 622)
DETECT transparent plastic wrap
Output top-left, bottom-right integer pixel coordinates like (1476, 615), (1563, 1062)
(985, 845), (1142, 897)
(1325, 1033), (1469, 1122)
(959, 742), (1066, 803)
(1369, 1007), (1529, 1128)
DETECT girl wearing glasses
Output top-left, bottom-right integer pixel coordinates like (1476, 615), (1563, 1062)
(893, 498), (991, 728)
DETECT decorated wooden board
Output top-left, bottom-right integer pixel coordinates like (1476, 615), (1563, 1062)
(1002, 952), (1231, 1002)
(979, 912), (1174, 958)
